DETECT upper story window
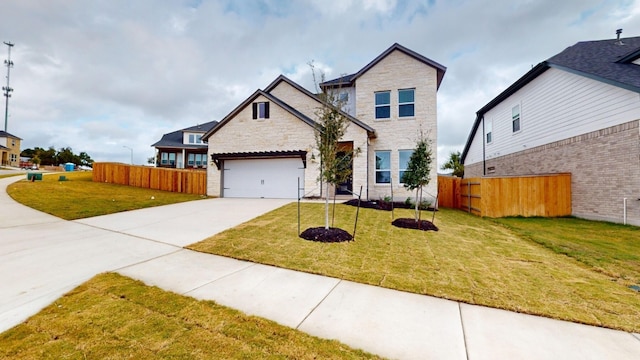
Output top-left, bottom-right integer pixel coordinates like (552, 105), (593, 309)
(375, 91), (391, 119)
(512, 105), (521, 133)
(375, 150), (391, 183)
(399, 150), (413, 183)
(188, 134), (203, 144)
(252, 102), (270, 120)
(398, 89), (415, 117)
(338, 91), (349, 103)
(486, 120), (493, 144)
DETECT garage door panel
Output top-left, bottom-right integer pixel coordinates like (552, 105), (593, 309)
(224, 158), (304, 199)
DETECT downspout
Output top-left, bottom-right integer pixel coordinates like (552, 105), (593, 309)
(366, 137), (370, 200)
(481, 115), (486, 176)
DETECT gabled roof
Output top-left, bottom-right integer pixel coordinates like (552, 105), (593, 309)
(461, 34), (640, 163)
(320, 43), (447, 90)
(202, 89), (317, 140)
(264, 75), (376, 137)
(0, 130), (21, 140)
(152, 120), (217, 148)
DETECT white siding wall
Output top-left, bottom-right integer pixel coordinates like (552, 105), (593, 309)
(633, 58), (640, 65)
(464, 121), (485, 166)
(465, 68), (640, 165)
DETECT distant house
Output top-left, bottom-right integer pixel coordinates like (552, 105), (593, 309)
(461, 32), (640, 225)
(0, 130), (21, 168)
(202, 43), (446, 200)
(152, 120), (218, 169)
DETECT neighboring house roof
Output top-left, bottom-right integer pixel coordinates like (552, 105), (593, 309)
(320, 43), (447, 90)
(264, 75), (377, 137)
(202, 89), (317, 140)
(152, 120), (217, 149)
(0, 144), (9, 151)
(0, 130), (22, 140)
(461, 34), (640, 163)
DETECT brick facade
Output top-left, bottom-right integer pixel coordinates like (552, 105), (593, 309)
(466, 120), (640, 225)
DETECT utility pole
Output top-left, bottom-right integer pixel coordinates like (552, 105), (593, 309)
(123, 145), (133, 165)
(3, 41), (14, 132)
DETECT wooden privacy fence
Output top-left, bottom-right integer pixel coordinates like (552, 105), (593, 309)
(438, 173), (571, 218)
(93, 163), (207, 195)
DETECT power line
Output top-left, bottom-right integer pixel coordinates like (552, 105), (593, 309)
(3, 41), (14, 132)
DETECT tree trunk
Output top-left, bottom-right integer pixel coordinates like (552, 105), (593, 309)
(325, 181), (330, 229)
(414, 188), (419, 222)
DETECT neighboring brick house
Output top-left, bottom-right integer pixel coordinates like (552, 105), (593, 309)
(0, 130), (21, 168)
(202, 43), (446, 200)
(152, 120), (217, 169)
(461, 33), (640, 225)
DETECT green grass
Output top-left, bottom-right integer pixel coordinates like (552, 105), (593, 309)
(189, 203), (640, 333)
(7, 172), (206, 220)
(493, 217), (640, 286)
(0, 273), (381, 359)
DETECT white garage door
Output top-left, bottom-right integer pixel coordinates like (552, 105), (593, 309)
(223, 158), (304, 199)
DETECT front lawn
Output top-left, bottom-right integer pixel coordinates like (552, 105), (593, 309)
(189, 203), (640, 333)
(494, 217), (640, 286)
(7, 172), (206, 220)
(0, 273), (381, 359)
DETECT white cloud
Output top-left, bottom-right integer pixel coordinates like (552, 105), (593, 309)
(1, 0), (638, 167)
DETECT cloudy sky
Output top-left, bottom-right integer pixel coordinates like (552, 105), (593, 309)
(1, 0), (639, 167)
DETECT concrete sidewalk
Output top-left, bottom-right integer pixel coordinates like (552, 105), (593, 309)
(1, 174), (639, 359)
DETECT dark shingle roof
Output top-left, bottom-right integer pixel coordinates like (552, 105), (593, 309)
(547, 36), (640, 92)
(152, 120), (217, 148)
(461, 35), (640, 163)
(0, 130), (21, 140)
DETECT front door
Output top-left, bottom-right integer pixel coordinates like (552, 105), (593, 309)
(335, 151), (353, 195)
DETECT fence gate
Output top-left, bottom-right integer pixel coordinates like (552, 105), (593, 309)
(459, 178), (482, 216)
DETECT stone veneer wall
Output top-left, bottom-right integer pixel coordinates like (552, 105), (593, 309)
(465, 120), (640, 225)
(355, 50), (439, 202)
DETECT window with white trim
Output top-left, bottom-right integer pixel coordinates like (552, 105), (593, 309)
(375, 91), (390, 119)
(161, 152), (176, 165)
(486, 120), (493, 144)
(512, 104), (521, 133)
(375, 150), (391, 183)
(188, 134), (203, 144)
(398, 89), (415, 117)
(187, 153), (207, 167)
(399, 150), (413, 183)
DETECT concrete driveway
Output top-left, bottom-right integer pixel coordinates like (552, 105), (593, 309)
(1, 173), (640, 359)
(0, 174), (289, 333)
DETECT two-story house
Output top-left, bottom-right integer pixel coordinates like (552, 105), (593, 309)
(202, 43), (446, 200)
(0, 130), (21, 168)
(461, 33), (640, 225)
(152, 120), (217, 169)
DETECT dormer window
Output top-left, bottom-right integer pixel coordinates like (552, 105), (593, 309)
(252, 102), (270, 120)
(188, 134), (203, 144)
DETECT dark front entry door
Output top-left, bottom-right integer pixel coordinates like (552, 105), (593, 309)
(335, 151), (353, 195)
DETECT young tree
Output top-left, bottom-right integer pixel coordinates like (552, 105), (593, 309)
(441, 150), (464, 177)
(402, 133), (434, 222)
(310, 63), (359, 229)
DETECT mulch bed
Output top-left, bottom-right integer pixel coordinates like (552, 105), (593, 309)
(343, 199), (436, 212)
(391, 218), (439, 231)
(299, 227), (353, 243)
